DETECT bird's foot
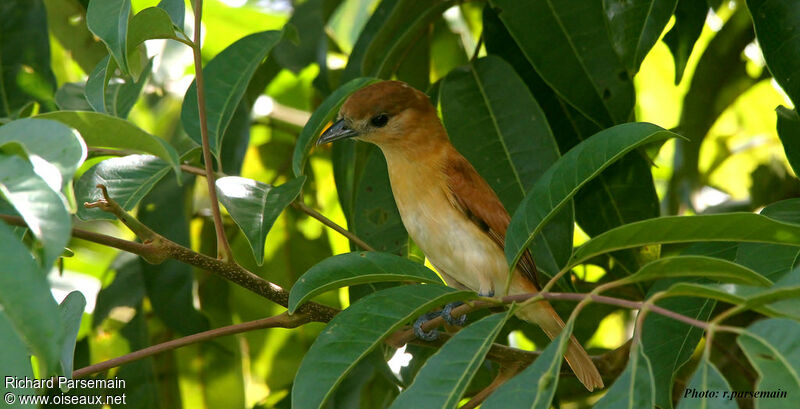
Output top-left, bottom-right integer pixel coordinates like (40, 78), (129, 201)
(413, 311), (441, 341)
(478, 289), (495, 298)
(442, 301), (466, 326)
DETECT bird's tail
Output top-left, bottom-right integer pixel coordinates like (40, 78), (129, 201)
(515, 301), (604, 391)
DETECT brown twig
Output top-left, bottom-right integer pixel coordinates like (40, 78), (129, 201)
(72, 312), (308, 378)
(461, 364), (521, 409)
(291, 201), (375, 251)
(191, 0), (233, 261)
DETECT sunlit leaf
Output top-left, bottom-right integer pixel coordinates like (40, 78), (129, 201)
(87, 0), (131, 75)
(292, 284), (474, 409)
(216, 176), (305, 265)
(389, 311), (511, 409)
(57, 291), (86, 381)
(289, 251), (443, 313)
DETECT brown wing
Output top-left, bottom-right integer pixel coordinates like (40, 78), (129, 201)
(443, 151), (541, 288)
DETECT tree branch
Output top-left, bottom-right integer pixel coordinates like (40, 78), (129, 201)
(191, 0), (233, 261)
(72, 312), (308, 378)
(291, 200), (375, 251)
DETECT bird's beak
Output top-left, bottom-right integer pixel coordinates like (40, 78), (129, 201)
(317, 119), (358, 145)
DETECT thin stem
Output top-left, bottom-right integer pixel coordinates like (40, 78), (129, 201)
(191, 0), (233, 261)
(292, 201), (375, 251)
(72, 313), (308, 378)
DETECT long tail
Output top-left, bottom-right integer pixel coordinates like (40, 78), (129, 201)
(516, 301), (604, 391)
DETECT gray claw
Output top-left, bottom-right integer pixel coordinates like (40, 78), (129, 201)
(413, 312), (441, 341)
(442, 302), (466, 326)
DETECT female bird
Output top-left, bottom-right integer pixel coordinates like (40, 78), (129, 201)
(317, 81), (603, 391)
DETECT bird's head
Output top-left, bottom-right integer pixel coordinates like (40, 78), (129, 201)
(316, 81), (445, 149)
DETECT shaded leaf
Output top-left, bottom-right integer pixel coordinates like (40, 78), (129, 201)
(481, 318), (575, 409)
(0, 220), (61, 375)
(0, 153), (70, 268)
(57, 291), (86, 381)
(0, 309), (34, 409)
(292, 284), (474, 409)
(293, 77), (379, 176)
(746, 0), (800, 106)
(677, 359), (736, 409)
(216, 176), (306, 264)
(42, 0), (107, 74)
(738, 318), (800, 407)
(505, 123), (678, 269)
(603, 0), (679, 74)
(571, 213), (800, 267)
(663, 0), (708, 84)
(289, 251), (443, 313)
(389, 311), (511, 409)
(75, 154), (171, 221)
(181, 30), (283, 157)
(626, 256), (772, 286)
(594, 345), (655, 409)
(157, 0), (184, 28)
(86, 0), (131, 75)
(777, 106), (800, 176)
(490, 0), (635, 127)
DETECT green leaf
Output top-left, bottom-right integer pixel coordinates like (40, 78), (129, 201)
(292, 77), (379, 176)
(0, 154), (70, 268)
(85, 55), (111, 114)
(736, 198), (800, 282)
(746, 0), (800, 106)
(777, 107), (800, 176)
(75, 154), (172, 221)
(626, 256), (772, 286)
(128, 7), (179, 49)
(677, 359), (736, 409)
(603, 0), (679, 74)
(157, 0), (184, 28)
(389, 311), (511, 409)
(663, 0), (708, 84)
(359, 0), (454, 79)
(571, 213), (800, 267)
(107, 58), (153, 118)
(505, 122), (679, 269)
(0, 220), (61, 375)
(215, 176), (306, 265)
(594, 345), (655, 409)
(441, 56), (571, 275)
(0, 309), (34, 408)
(42, 0), (107, 75)
(87, 0), (131, 76)
(490, 0), (635, 127)
(341, 0), (398, 82)
(738, 319), (800, 405)
(481, 318), (575, 409)
(0, 118), (86, 189)
(37, 111), (180, 174)
(57, 291), (86, 381)
(289, 251), (443, 313)
(271, 0), (335, 73)
(0, 0), (57, 116)
(181, 30), (283, 157)
(292, 284), (474, 409)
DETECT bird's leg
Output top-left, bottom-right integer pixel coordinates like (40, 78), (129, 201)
(478, 289), (495, 297)
(413, 311), (441, 341)
(441, 301), (466, 326)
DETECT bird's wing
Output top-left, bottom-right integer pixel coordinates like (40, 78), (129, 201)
(443, 152), (540, 288)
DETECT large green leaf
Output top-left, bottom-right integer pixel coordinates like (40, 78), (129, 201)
(571, 213), (800, 267)
(86, 0), (131, 76)
(663, 0), (708, 84)
(85, 55), (112, 114)
(0, 118), (86, 189)
(292, 284), (474, 409)
(603, 0), (679, 74)
(181, 30), (283, 158)
(37, 111), (180, 173)
(440, 56), (571, 275)
(157, 0), (184, 28)
(736, 198), (800, 282)
(75, 154), (172, 221)
(0, 220), (61, 375)
(481, 318), (575, 409)
(0, 154), (70, 268)
(42, 0), (107, 75)
(594, 345), (655, 409)
(0, 309), (34, 409)
(777, 107), (800, 176)
(505, 122), (678, 269)
(288, 251), (443, 313)
(292, 77), (379, 176)
(215, 176), (306, 265)
(677, 359), (736, 409)
(341, 0), (398, 82)
(389, 311), (511, 409)
(747, 0), (800, 106)
(127, 7), (179, 49)
(625, 256), (772, 286)
(490, 0), (635, 127)
(738, 319), (800, 407)
(0, 0), (57, 116)
(57, 291), (86, 380)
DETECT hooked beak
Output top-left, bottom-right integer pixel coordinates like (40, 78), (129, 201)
(317, 119), (358, 145)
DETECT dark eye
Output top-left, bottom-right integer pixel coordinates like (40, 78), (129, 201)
(370, 113), (389, 128)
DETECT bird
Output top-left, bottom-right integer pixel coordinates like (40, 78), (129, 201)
(316, 80), (604, 391)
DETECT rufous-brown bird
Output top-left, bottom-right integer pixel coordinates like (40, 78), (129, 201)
(317, 80), (603, 391)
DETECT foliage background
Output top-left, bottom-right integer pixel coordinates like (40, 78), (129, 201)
(1, 0), (800, 408)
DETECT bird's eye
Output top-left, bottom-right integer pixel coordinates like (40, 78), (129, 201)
(370, 113), (389, 128)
